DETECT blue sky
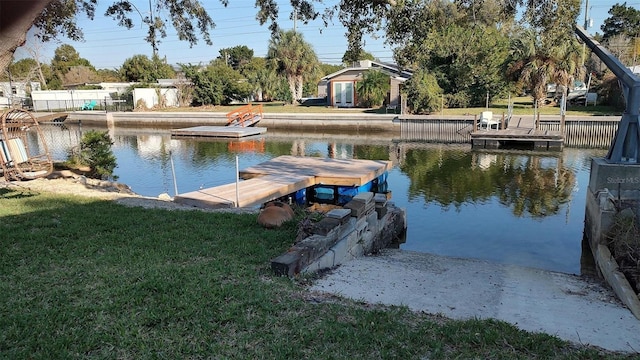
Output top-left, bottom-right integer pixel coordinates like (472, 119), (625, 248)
(15, 0), (392, 69)
(13, 0), (627, 71)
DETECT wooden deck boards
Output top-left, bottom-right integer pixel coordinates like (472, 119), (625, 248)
(174, 173), (315, 208)
(174, 155), (392, 208)
(171, 126), (267, 138)
(239, 155), (392, 186)
(471, 115), (564, 149)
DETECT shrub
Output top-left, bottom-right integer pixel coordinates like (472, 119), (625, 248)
(67, 130), (117, 180)
(404, 69), (443, 114)
(356, 70), (390, 108)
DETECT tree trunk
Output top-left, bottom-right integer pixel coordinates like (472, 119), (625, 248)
(296, 75), (304, 101)
(27, 43), (50, 90)
(287, 75), (296, 103)
(0, 0), (52, 75)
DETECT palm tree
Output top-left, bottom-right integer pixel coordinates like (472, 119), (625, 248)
(507, 28), (583, 108)
(248, 68), (278, 101)
(356, 70), (390, 107)
(267, 30), (319, 101)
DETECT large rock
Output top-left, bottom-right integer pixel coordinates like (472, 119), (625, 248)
(257, 201), (294, 228)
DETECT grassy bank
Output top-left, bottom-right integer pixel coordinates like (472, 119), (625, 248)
(155, 97), (622, 117)
(0, 188), (631, 359)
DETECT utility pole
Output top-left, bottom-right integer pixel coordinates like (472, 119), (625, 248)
(128, 1), (158, 59)
(581, 0), (589, 67)
(293, 9), (297, 33)
(149, 0), (158, 58)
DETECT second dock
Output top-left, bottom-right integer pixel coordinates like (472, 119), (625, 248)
(174, 155), (392, 208)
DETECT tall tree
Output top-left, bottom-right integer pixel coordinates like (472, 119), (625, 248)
(1, 58), (40, 82)
(601, 3), (640, 40)
(51, 44), (92, 72)
(388, 1), (511, 107)
(267, 30), (319, 101)
(182, 61), (252, 106)
(507, 26), (583, 107)
(387, 0), (464, 68)
(49, 44), (96, 88)
(342, 48), (375, 65)
(120, 54), (175, 83)
(24, 40), (50, 89)
(404, 69), (443, 114)
(218, 45), (254, 71)
(502, 0), (582, 107)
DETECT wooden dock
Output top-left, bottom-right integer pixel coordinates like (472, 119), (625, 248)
(471, 115), (564, 150)
(171, 126), (267, 139)
(174, 155), (392, 208)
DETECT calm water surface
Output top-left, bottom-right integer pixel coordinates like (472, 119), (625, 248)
(44, 125), (608, 275)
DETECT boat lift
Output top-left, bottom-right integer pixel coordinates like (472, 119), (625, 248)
(575, 26), (640, 164)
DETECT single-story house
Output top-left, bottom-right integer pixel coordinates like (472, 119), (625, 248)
(0, 81), (41, 109)
(319, 60), (413, 108)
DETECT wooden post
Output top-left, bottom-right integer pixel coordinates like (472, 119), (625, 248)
(235, 155), (240, 207)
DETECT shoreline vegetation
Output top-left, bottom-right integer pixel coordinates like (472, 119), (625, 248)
(0, 181), (635, 358)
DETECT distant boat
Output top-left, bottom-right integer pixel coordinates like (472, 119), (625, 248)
(546, 81), (587, 102)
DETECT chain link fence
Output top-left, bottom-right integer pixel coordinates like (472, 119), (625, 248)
(33, 99), (133, 113)
(40, 124), (85, 162)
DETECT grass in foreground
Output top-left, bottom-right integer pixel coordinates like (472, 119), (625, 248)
(0, 188), (632, 359)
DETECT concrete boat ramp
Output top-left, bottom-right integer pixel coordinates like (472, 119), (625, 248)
(311, 249), (640, 353)
(174, 155), (392, 208)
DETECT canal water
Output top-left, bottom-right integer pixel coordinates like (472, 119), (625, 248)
(42, 124), (608, 275)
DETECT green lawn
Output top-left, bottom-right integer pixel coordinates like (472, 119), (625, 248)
(0, 188), (632, 359)
(156, 96), (622, 117)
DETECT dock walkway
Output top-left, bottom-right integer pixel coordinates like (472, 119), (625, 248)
(174, 155), (392, 208)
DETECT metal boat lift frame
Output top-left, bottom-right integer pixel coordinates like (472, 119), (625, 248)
(575, 26), (640, 164)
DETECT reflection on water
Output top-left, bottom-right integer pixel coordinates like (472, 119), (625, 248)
(400, 148), (575, 218)
(42, 124), (608, 275)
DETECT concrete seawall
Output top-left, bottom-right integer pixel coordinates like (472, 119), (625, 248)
(65, 111), (400, 132)
(65, 111), (620, 129)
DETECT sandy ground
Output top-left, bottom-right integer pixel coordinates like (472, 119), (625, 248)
(5, 176), (640, 353)
(2, 175), (257, 213)
(310, 249), (640, 354)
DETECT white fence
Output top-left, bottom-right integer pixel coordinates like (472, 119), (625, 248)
(31, 90), (114, 112)
(132, 88), (179, 108)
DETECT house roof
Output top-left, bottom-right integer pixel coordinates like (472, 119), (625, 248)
(322, 60), (413, 82)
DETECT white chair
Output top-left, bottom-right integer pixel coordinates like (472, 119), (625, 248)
(479, 111), (500, 130)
